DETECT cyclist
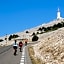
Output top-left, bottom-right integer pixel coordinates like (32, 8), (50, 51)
(13, 40), (18, 55)
(19, 41), (23, 52)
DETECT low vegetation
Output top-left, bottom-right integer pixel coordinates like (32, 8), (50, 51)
(32, 35), (39, 41)
(26, 31), (29, 33)
(8, 34), (19, 40)
(37, 21), (64, 34)
(0, 39), (3, 42)
(32, 32), (36, 36)
(28, 46), (42, 64)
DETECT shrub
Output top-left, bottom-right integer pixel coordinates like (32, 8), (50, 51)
(8, 34), (19, 40)
(32, 35), (39, 41)
(8, 35), (12, 40)
(42, 27), (45, 30)
(32, 32), (36, 36)
(37, 32), (39, 34)
(0, 39), (3, 42)
(26, 31), (29, 33)
(56, 23), (63, 28)
(38, 27), (42, 31)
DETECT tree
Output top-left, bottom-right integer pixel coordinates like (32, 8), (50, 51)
(32, 32), (35, 36)
(47, 26), (52, 30)
(8, 35), (13, 40)
(26, 31), (29, 33)
(38, 27), (42, 31)
(32, 35), (39, 41)
(62, 22), (64, 27)
(8, 34), (19, 40)
(0, 39), (4, 42)
(53, 24), (57, 28)
(44, 27), (48, 32)
(42, 27), (46, 30)
(37, 32), (39, 34)
(56, 23), (63, 28)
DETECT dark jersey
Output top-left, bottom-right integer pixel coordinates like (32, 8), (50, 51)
(19, 42), (23, 47)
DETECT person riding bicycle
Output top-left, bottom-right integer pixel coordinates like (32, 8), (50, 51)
(13, 40), (18, 55)
(25, 39), (28, 46)
(19, 41), (23, 52)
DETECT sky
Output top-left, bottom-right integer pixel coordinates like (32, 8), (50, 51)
(0, 0), (64, 37)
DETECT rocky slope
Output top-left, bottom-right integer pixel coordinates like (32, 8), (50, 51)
(33, 27), (64, 64)
(1, 18), (64, 64)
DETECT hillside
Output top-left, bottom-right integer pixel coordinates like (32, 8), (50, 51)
(0, 19), (64, 46)
(0, 18), (64, 64)
(32, 21), (64, 63)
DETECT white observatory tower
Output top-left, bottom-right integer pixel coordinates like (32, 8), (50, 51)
(57, 8), (61, 19)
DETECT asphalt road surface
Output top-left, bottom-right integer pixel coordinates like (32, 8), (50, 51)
(0, 45), (22, 64)
(0, 41), (39, 64)
(0, 45), (32, 64)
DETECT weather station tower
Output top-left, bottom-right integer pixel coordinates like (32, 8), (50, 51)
(57, 8), (61, 19)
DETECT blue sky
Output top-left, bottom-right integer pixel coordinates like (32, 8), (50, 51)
(0, 0), (64, 36)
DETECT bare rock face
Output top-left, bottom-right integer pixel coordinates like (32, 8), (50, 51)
(33, 27), (64, 64)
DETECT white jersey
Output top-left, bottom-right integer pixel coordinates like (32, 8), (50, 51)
(13, 45), (18, 47)
(13, 43), (18, 47)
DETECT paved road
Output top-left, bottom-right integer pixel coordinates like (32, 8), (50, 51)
(0, 45), (12, 54)
(0, 45), (33, 64)
(0, 45), (22, 64)
(0, 41), (39, 64)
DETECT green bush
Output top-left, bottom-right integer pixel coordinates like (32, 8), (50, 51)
(8, 34), (19, 40)
(32, 35), (39, 41)
(8, 35), (13, 40)
(32, 32), (36, 36)
(37, 32), (39, 34)
(26, 31), (29, 33)
(38, 27), (42, 31)
(37, 22), (64, 33)
(0, 39), (3, 42)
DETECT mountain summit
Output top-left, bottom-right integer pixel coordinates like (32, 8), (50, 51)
(0, 8), (64, 64)
(0, 8), (64, 46)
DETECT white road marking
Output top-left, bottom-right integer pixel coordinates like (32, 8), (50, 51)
(20, 47), (25, 64)
(20, 63), (24, 64)
(21, 56), (24, 57)
(21, 57), (24, 60)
